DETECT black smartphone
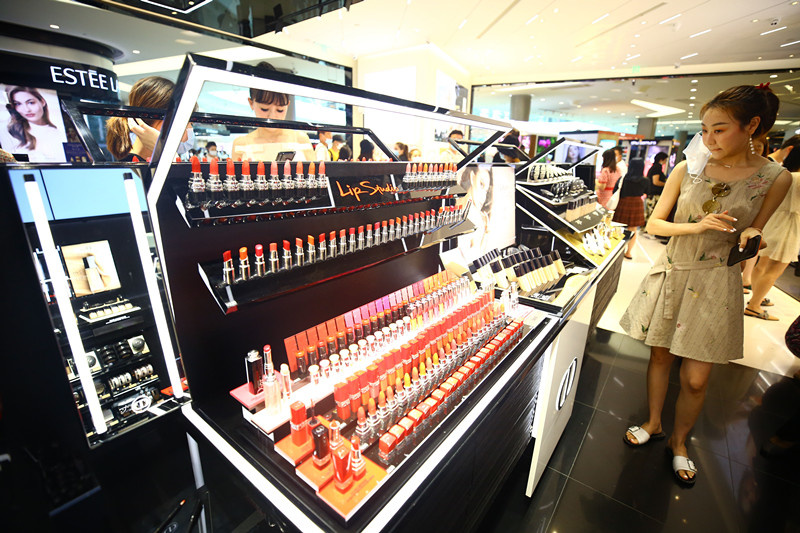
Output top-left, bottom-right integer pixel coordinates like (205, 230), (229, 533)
(276, 151), (296, 162)
(727, 235), (761, 266)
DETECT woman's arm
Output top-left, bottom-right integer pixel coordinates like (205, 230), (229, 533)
(596, 168), (608, 191)
(738, 169), (792, 248)
(646, 161), (737, 237)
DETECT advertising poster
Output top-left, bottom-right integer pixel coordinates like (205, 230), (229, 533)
(0, 85), (68, 162)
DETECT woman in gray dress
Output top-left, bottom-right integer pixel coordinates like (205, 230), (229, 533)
(619, 85), (791, 485)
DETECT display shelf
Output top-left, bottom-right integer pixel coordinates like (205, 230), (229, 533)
(517, 182), (607, 234)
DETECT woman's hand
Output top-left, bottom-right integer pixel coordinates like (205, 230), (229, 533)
(127, 118), (161, 155)
(694, 210), (737, 234)
(738, 227), (762, 251)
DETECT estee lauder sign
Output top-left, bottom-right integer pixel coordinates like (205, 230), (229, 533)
(0, 51), (120, 102)
(335, 179), (399, 203)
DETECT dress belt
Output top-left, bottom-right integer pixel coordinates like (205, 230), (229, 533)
(649, 259), (728, 320)
(605, 187), (614, 191)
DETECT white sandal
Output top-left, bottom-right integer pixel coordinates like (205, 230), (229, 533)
(623, 425), (666, 447)
(671, 455), (697, 486)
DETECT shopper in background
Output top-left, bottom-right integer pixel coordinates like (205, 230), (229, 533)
(409, 147), (422, 162)
(394, 142), (410, 161)
(330, 134), (345, 161)
(442, 129), (464, 163)
(620, 84), (791, 486)
(613, 145), (628, 177)
(613, 159), (648, 260)
(746, 147), (800, 320)
(338, 142), (352, 161)
(315, 131), (332, 161)
(767, 134), (800, 164)
(493, 129), (520, 163)
(646, 152), (669, 219)
(358, 139), (375, 161)
(205, 141), (218, 159)
(106, 76), (190, 161)
(595, 149), (621, 208)
(232, 62), (315, 161)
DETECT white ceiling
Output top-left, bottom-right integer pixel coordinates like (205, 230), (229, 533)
(3, 0), (799, 137)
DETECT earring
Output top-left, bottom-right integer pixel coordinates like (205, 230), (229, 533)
(749, 137), (756, 155)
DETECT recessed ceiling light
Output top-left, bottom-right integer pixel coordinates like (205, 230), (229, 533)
(621, 113), (626, 116)
(607, 110), (612, 113)
(132, 49), (141, 54)
(680, 52), (698, 60)
(689, 103), (695, 107)
(611, 66), (616, 69)
(626, 54), (641, 60)
(691, 79), (698, 83)
(690, 96), (695, 100)
(592, 13), (609, 24)
(554, 7), (558, 13)
(770, 74), (778, 78)
(634, 34), (640, 38)
(576, 105), (582, 108)
(622, 62), (628, 65)
(761, 26), (787, 36)
(571, 56), (583, 62)
(690, 88), (696, 92)
(175, 38), (194, 44)
(49, 24), (60, 29)
(791, 54), (795, 58)
(781, 40), (800, 47)
(458, 19), (467, 29)
(758, 56), (763, 59)
(526, 15), (539, 25)
(631, 44), (636, 48)
(641, 20), (647, 25)
(593, 108), (598, 111)
(690, 29), (711, 38)
(659, 14), (681, 24)
(752, 19), (759, 23)
(540, 98), (545, 101)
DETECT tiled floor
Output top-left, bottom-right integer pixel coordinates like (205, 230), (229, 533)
(479, 329), (800, 533)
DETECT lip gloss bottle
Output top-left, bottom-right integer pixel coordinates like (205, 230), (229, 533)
(329, 231), (337, 259)
(262, 345), (281, 415)
(222, 250), (234, 285)
(318, 233), (327, 261)
(206, 158), (223, 209)
(187, 155), (205, 208)
(310, 419), (330, 468)
(238, 247), (250, 281)
(282, 240), (292, 270)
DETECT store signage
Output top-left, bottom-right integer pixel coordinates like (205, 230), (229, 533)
(0, 51), (119, 102)
(556, 358), (578, 410)
(334, 179), (399, 203)
(631, 140), (658, 146)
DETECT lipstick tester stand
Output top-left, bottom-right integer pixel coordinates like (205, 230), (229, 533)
(133, 55), (624, 532)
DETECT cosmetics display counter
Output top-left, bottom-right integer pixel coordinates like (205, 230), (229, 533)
(1, 165), (188, 447)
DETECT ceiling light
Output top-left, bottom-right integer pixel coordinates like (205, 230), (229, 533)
(621, 113), (626, 116)
(690, 29), (711, 38)
(607, 110), (612, 113)
(770, 74), (778, 78)
(524, 55), (533, 62)
(689, 96), (695, 100)
(49, 24), (60, 29)
(781, 40), (800, 47)
(142, 0), (213, 12)
(175, 38), (195, 44)
(593, 108), (598, 111)
(626, 54), (641, 60)
(592, 13), (609, 24)
(659, 14), (681, 24)
(631, 44), (636, 48)
(631, 99), (685, 117)
(459, 19), (467, 29)
(554, 8), (558, 13)
(132, 49), (141, 54)
(758, 56), (763, 59)
(690, 88), (696, 92)
(611, 66), (616, 69)
(526, 15), (539, 24)
(689, 103), (695, 107)
(680, 52), (698, 60)
(691, 79), (698, 83)
(571, 56), (583, 62)
(761, 26), (787, 36)
(540, 98), (545, 101)
(641, 21), (647, 25)
(752, 19), (759, 23)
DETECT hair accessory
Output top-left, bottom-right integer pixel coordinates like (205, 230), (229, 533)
(756, 82), (771, 90)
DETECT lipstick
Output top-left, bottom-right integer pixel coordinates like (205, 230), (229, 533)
(254, 161), (268, 205)
(348, 227), (356, 253)
(294, 161), (306, 201)
(328, 231), (337, 259)
(367, 397), (380, 436)
(334, 382), (351, 420)
(307, 162), (316, 200)
(318, 233), (327, 261)
(269, 243), (279, 274)
(388, 218), (395, 241)
(222, 250), (234, 285)
(319, 359), (331, 380)
(282, 160), (294, 202)
(295, 350), (308, 376)
(339, 229), (347, 256)
(306, 236), (316, 264)
(327, 336), (338, 358)
(350, 435), (365, 480)
(318, 160), (329, 196)
(245, 349), (263, 395)
(355, 406), (370, 442)
(377, 391), (389, 432)
(394, 376), (407, 417)
(223, 158), (240, 207)
(386, 386), (398, 425)
(269, 161), (281, 203)
(290, 401), (308, 446)
(367, 364), (379, 400)
(310, 419), (330, 468)
(365, 223), (373, 248)
(238, 247), (250, 281)
(282, 240), (292, 270)
(347, 375), (361, 415)
(280, 363), (292, 400)
(329, 421), (352, 492)
(309, 364), (319, 385)
(306, 345), (319, 367)
(240, 159), (255, 205)
(295, 237), (304, 267)
(381, 220), (388, 244)
(357, 225), (364, 250)
(206, 158), (223, 209)
(402, 162), (412, 190)
(187, 156), (205, 208)
(254, 244), (266, 277)
(336, 331), (346, 352)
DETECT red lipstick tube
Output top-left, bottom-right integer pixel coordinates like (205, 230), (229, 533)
(348, 227), (356, 253)
(329, 421), (352, 492)
(350, 435), (365, 480)
(328, 230), (337, 258)
(282, 240), (292, 270)
(222, 250), (234, 285)
(318, 233), (326, 261)
(254, 244), (266, 277)
(366, 223), (373, 247)
(357, 225), (364, 250)
(339, 229), (347, 256)
(367, 364), (379, 401)
(295, 237), (304, 267)
(347, 375), (360, 414)
(334, 381), (351, 421)
(357, 370), (369, 407)
(269, 243), (278, 273)
(290, 401), (308, 446)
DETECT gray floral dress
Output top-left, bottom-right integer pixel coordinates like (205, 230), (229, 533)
(620, 161), (784, 363)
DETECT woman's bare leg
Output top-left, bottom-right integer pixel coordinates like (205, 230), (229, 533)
(626, 346), (674, 444)
(625, 227), (638, 258)
(748, 257), (788, 313)
(668, 358), (713, 480)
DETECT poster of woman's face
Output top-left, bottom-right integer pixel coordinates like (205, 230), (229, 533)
(0, 85), (68, 162)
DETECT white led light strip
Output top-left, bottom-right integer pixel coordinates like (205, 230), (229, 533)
(124, 175), (185, 398)
(24, 177), (107, 435)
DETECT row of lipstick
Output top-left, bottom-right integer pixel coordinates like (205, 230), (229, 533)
(221, 206), (466, 285)
(471, 248), (567, 293)
(400, 162), (460, 190)
(185, 157), (330, 210)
